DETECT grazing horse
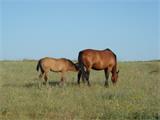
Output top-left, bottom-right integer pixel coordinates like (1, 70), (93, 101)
(36, 57), (79, 86)
(78, 49), (119, 87)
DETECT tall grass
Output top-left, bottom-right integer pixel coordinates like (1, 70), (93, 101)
(0, 61), (160, 120)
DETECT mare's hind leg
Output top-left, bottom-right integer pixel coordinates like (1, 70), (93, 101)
(86, 70), (91, 86)
(77, 71), (86, 85)
(77, 71), (81, 85)
(82, 75), (86, 84)
(104, 69), (109, 87)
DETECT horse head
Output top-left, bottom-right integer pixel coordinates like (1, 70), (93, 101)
(75, 62), (80, 71)
(111, 70), (119, 84)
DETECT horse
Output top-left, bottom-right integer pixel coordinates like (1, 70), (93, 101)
(36, 57), (79, 86)
(77, 48), (119, 87)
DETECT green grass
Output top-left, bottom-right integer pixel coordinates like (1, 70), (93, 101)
(0, 61), (160, 120)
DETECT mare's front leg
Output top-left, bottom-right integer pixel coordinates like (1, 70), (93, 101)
(104, 69), (109, 87)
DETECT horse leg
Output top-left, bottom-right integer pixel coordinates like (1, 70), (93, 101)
(77, 71), (85, 85)
(44, 72), (49, 86)
(38, 71), (44, 88)
(39, 73), (43, 79)
(86, 70), (91, 86)
(60, 72), (65, 86)
(104, 69), (109, 87)
(77, 71), (82, 85)
(82, 74), (86, 84)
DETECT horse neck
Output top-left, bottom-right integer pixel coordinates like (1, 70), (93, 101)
(111, 64), (117, 76)
(68, 65), (78, 72)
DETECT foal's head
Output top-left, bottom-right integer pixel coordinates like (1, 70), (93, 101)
(67, 59), (80, 72)
(75, 62), (80, 71)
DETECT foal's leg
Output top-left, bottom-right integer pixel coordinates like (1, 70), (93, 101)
(60, 72), (65, 86)
(44, 72), (49, 87)
(38, 72), (44, 88)
(104, 69), (109, 87)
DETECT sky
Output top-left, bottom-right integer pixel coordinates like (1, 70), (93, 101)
(1, 0), (159, 61)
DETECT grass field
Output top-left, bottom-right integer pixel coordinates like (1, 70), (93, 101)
(0, 60), (160, 120)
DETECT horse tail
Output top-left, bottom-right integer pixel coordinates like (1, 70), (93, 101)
(78, 51), (87, 80)
(36, 59), (41, 72)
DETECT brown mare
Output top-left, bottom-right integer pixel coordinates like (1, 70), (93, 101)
(36, 57), (79, 86)
(78, 48), (119, 87)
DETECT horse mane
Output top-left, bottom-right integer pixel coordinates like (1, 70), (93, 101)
(105, 48), (116, 59)
(66, 58), (80, 71)
(62, 58), (78, 68)
(66, 59), (75, 65)
(105, 48), (117, 69)
(105, 48), (112, 51)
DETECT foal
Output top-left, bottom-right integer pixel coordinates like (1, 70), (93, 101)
(36, 57), (79, 86)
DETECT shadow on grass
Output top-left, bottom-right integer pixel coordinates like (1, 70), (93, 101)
(48, 81), (60, 87)
(149, 69), (159, 74)
(48, 81), (79, 87)
(2, 80), (109, 89)
(2, 81), (77, 89)
(2, 83), (22, 88)
(23, 81), (60, 88)
(23, 82), (38, 88)
(2, 82), (40, 88)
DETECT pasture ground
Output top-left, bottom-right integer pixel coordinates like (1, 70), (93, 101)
(0, 60), (160, 120)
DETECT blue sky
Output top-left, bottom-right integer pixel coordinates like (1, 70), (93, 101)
(1, 0), (159, 61)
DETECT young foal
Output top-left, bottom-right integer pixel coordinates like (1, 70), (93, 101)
(78, 49), (119, 87)
(36, 57), (79, 86)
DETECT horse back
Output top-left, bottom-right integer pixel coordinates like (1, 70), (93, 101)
(39, 57), (76, 72)
(79, 49), (116, 70)
(39, 57), (68, 72)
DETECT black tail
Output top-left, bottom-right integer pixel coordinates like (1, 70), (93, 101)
(78, 51), (87, 80)
(36, 60), (41, 72)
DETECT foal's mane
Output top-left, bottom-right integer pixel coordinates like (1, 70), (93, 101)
(62, 58), (75, 66)
(63, 58), (79, 70)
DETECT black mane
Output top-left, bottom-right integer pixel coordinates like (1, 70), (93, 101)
(105, 48), (117, 61)
(105, 48), (112, 51)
